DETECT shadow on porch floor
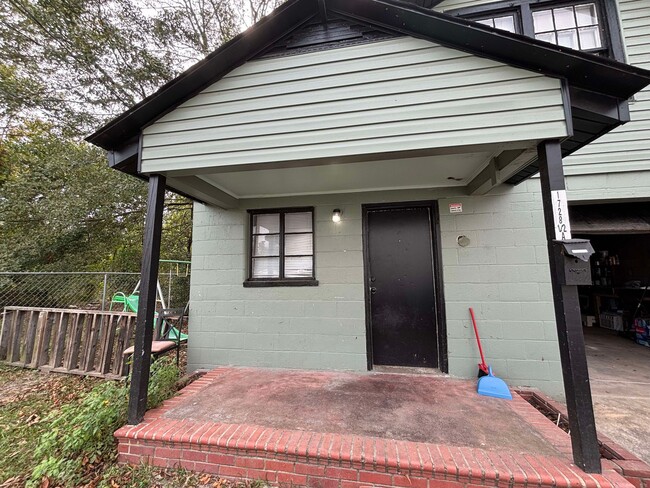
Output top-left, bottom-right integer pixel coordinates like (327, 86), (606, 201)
(116, 367), (632, 488)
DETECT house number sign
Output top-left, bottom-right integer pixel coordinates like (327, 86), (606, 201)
(552, 190), (572, 241)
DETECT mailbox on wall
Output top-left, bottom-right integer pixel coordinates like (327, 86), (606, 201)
(552, 239), (595, 286)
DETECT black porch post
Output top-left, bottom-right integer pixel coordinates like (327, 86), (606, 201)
(127, 174), (166, 425)
(537, 140), (600, 473)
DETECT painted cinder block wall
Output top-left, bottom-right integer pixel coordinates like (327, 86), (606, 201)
(188, 180), (565, 398)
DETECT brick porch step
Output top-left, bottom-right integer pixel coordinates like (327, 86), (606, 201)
(117, 421), (632, 488)
(115, 369), (634, 487)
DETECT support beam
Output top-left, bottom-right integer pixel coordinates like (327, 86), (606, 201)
(167, 176), (238, 209)
(107, 137), (140, 176)
(164, 140), (534, 177)
(569, 87), (630, 124)
(127, 174), (166, 425)
(467, 149), (530, 195)
(537, 140), (601, 473)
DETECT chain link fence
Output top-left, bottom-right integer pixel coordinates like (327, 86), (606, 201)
(0, 262), (191, 311)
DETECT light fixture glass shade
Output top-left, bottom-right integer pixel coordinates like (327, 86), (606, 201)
(332, 209), (342, 223)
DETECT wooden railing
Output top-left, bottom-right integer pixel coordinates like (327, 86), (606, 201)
(0, 307), (137, 379)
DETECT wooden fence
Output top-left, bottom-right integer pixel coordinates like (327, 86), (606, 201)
(0, 307), (137, 379)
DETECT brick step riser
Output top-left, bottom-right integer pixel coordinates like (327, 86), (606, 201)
(118, 437), (579, 488)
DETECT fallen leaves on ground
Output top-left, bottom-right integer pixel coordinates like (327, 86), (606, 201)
(0, 477), (24, 488)
(0, 364), (268, 488)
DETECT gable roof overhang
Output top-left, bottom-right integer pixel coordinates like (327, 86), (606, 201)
(86, 0), (650, 191)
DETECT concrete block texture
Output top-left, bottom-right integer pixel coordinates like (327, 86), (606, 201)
(188, 184), (564, 399)
(189, 197), (369, 374)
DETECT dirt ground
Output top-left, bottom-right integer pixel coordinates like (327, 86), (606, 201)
(0, 366), (55, 407)
(584, 327), (650, 463)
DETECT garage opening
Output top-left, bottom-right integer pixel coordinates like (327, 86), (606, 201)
(571, 201), (650, 463)
(572, 202), (650, 340)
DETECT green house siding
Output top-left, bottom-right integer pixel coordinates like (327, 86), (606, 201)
(176, 2), (649, 400)
(562, 0), (650, 182)
(140, 37), (568, 174)
(566, 172), (650, 202)
(188, 181), (564, 398)
(436, 0), (650, 202)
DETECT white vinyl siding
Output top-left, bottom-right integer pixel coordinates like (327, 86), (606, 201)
(140, 37), (567, 174)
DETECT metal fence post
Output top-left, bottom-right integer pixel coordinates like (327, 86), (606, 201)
(101, 273), (109, 312)
(168, 267), (173, 308)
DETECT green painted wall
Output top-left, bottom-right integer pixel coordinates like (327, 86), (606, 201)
(188, 181), (565, 398)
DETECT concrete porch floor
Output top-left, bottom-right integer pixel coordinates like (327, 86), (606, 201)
(116, 367), (632, 488)
(164, 368), (557, 455)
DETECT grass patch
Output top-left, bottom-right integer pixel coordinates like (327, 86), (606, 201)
(1, 360), (194, 487)
(29, 358), (180, 487)
(0, 362), (269, 488)
(0, 365), (98, 483)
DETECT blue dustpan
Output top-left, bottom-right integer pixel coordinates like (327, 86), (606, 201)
(477, 367), (512, 400)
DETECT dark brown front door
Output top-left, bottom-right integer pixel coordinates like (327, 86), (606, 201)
(364, 203), (440, 368)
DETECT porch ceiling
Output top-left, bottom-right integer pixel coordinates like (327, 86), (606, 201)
(161, 141), (538, 206)
(195, 152), (491, 199)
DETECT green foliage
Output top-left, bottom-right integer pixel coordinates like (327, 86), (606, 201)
(0, 365), (98, 483)
(0, 122), (148, 271)
(147, 358), (182, 410)
(0, 0), (287, 274)
(0, 0), (284, 135)
(29, 359), (181, 487)
(0, 64), (44, 135)
(30, 380), (128, 485)
(0, 0), (177, 134)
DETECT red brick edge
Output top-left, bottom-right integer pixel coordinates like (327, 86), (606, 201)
(513, 389), (650, 488)
(115, 368), (634, 488)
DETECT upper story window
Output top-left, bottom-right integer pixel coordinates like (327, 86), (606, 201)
(450, 0), (624, 61)
(532, 3), (604, 52)
(245, 208), (318, 287)
(475, 14), (518, 33)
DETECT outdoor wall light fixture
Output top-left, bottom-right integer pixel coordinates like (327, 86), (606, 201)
(332, 209), (342, 223)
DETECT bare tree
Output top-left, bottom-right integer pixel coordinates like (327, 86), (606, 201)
(145, 0), (285, 64)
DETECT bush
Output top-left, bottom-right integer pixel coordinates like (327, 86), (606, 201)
(147, 359), (182, 410)
(29, 358), (181, 487)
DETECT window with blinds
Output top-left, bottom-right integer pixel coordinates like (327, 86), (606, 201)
(247, 208), (316, 285)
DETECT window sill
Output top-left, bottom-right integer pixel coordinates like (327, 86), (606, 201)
(243, 279), (319, 288)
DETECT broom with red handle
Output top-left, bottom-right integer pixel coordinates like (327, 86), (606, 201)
(469, 307), (490, 378)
